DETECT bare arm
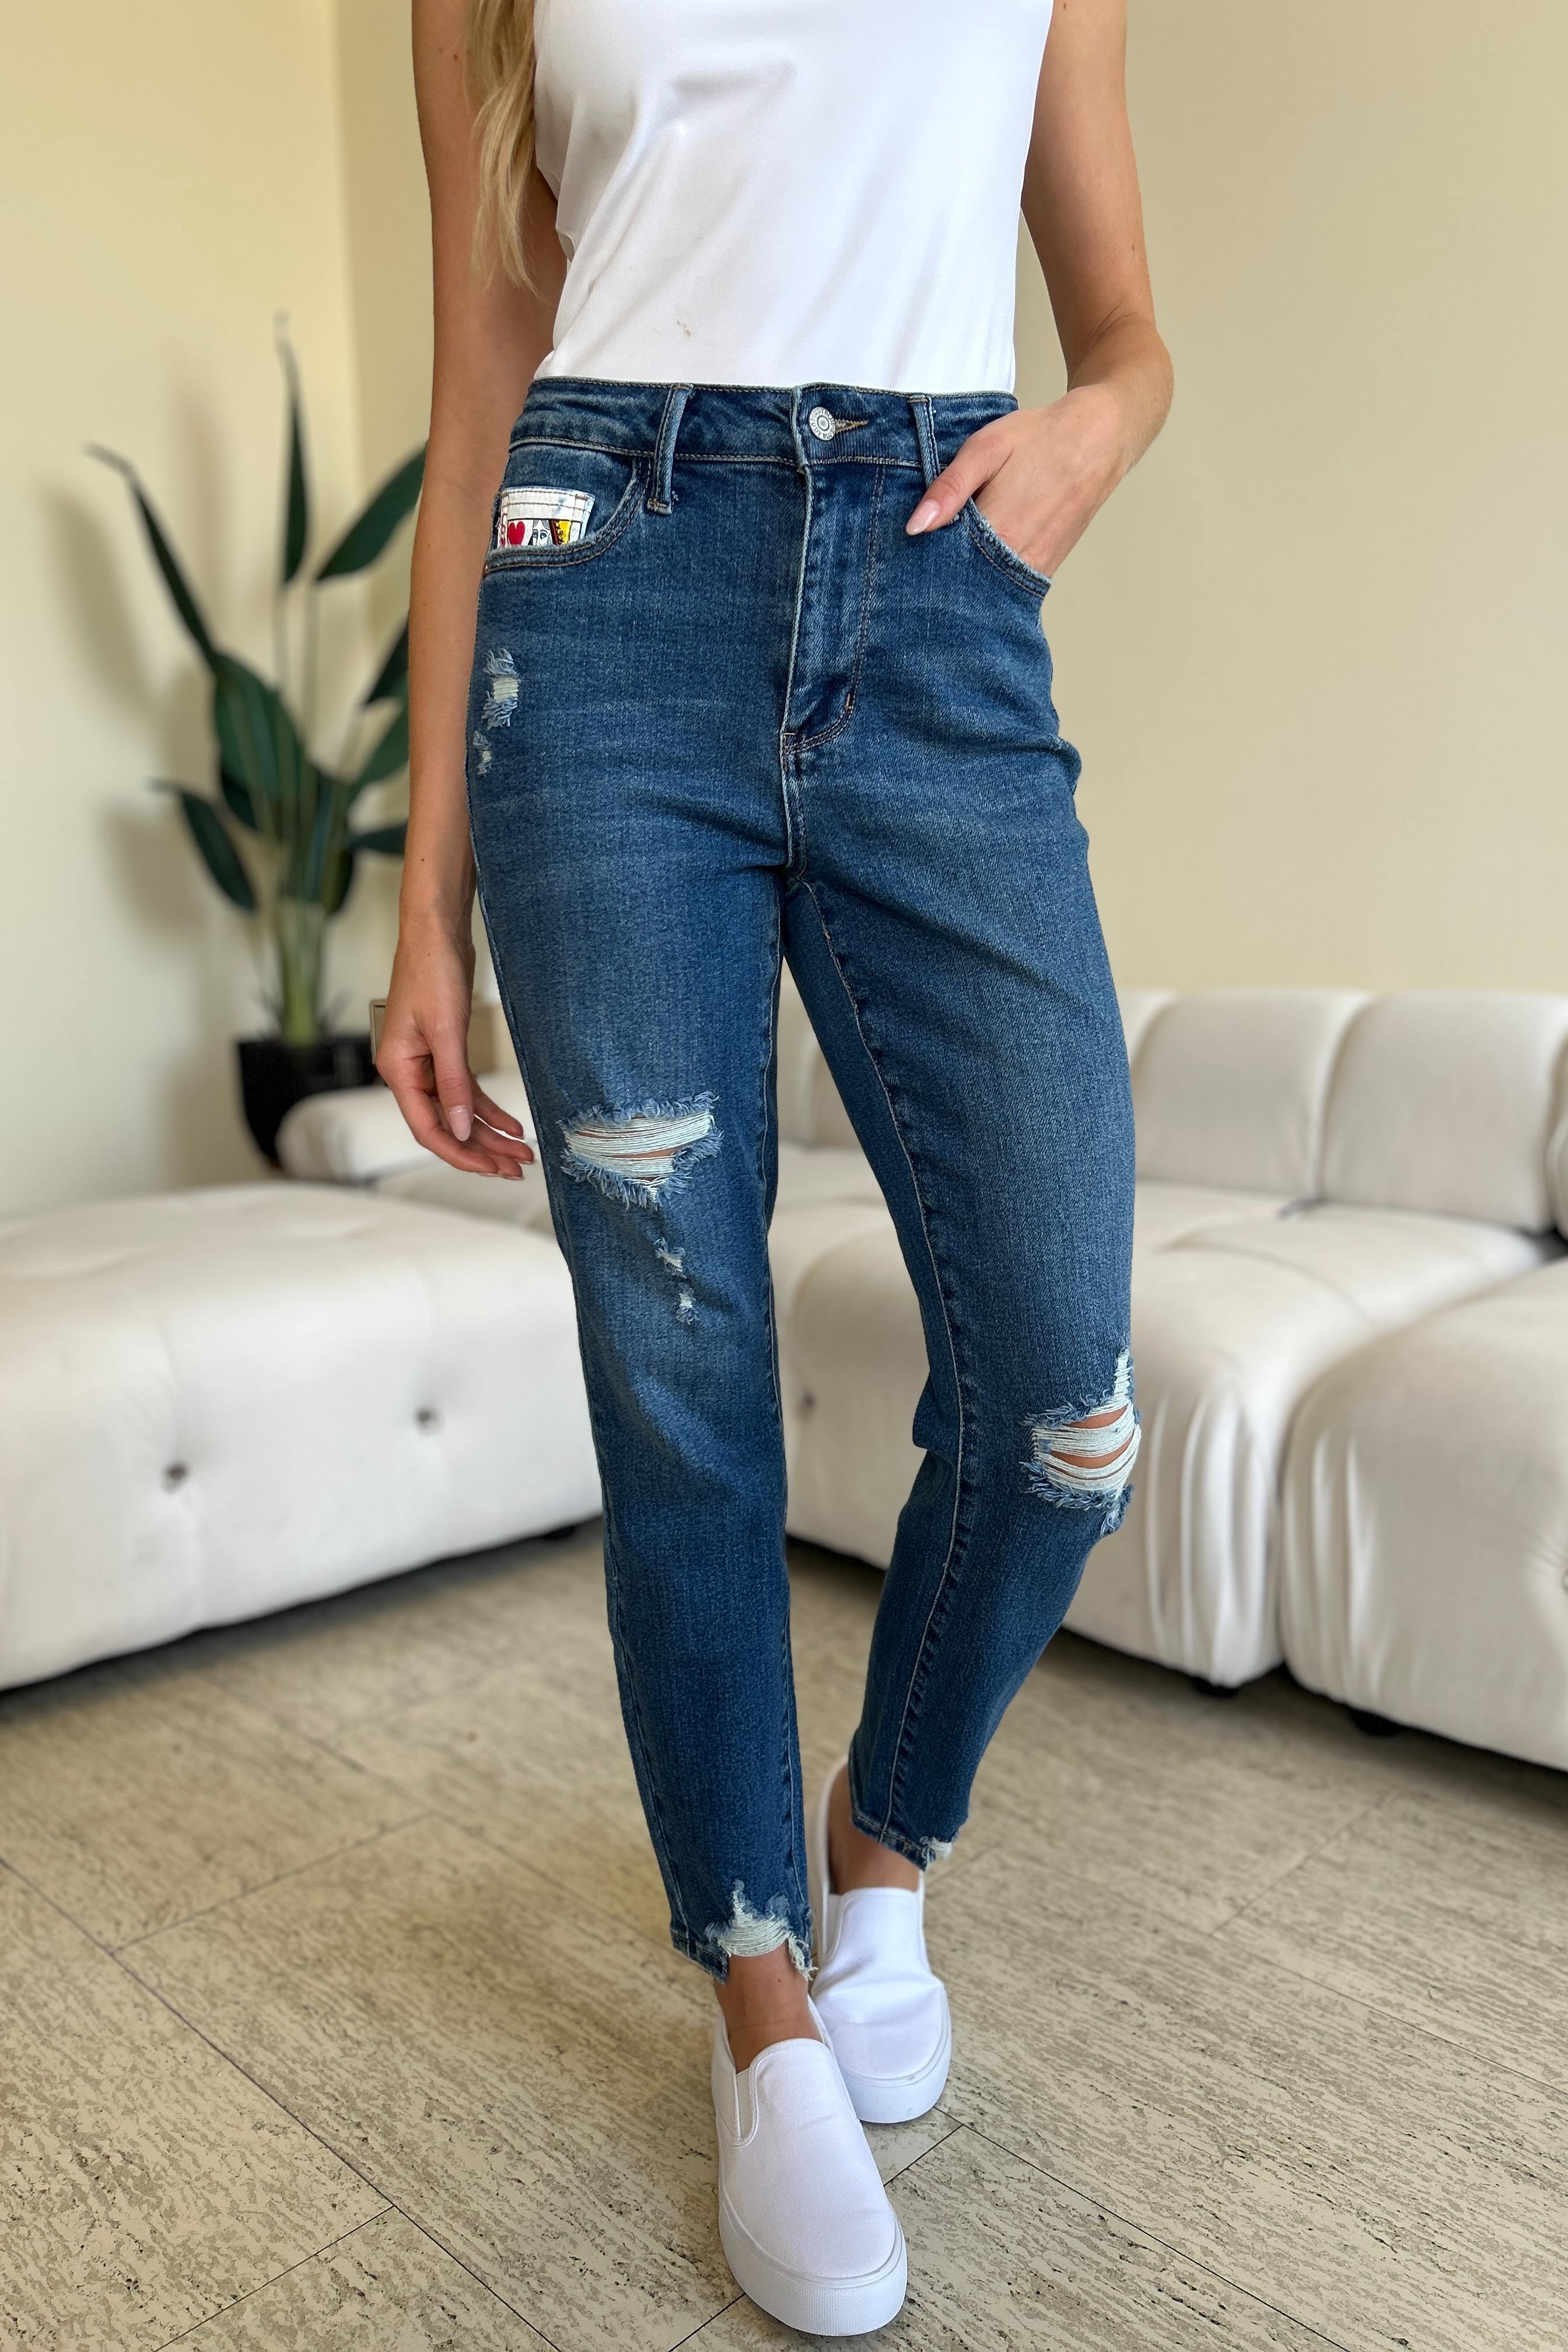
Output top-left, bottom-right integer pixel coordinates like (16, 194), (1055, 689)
(908, 0), (1172, 574)
(379, 0), (564, 1174)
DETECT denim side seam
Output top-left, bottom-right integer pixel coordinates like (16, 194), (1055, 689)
(755, 898), (813, 1947)
(777, 1608), (812, 1967)
(845, 1746), (960, 1872)
(796, 878), (981, 1850)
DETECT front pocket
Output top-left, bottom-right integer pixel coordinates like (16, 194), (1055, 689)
(961, 498), (1054, 600)
(483, 439), (645, 573)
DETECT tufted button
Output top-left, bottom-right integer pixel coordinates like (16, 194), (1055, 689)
(806, 405), (837, 443)
(162, 1462), (188, 1490)
(416, 1407), (442, 1431)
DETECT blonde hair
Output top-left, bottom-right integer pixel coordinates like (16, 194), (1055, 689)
(467, 0), (539, 287)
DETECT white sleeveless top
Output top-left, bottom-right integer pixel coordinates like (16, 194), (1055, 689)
(533, 0), (1055, 394)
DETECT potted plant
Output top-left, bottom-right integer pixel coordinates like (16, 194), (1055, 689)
(93, 326), (423, 1161)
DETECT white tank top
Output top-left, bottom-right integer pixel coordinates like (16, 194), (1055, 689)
(533, 0), (1055, 394)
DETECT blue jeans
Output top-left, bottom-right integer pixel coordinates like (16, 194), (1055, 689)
(468, 380), (1136, 1980)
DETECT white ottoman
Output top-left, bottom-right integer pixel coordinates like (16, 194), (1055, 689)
(0, 1184), (600, 1691)
(1280, 1256), (1568, 1769)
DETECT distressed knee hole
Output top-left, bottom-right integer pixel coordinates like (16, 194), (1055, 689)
(709, 1884), (810, 1978)
(1026, 1350), (1140, 1516)
(559, 1093), (719, 1208)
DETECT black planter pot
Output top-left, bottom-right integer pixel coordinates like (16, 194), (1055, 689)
(237, 1032), (377, 1166)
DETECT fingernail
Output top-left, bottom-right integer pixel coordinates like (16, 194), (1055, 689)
(907, 499), (940, 536)
(447, 1104), (472, 1142)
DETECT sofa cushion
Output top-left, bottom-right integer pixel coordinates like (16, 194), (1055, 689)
(774, 1139), (883, 1214)
(1174, 1203), (1555, 1329)
(379, 1156), (557, 1234)
(1133, 1180), (1294, 1257)
(1132, 990), (1366, 1196)
(775, 1217), (925, 1571)
(1064, 1248), (1376, 1685)
(1069, 1208), (1556, 1685)
(776, 968), (860, 1151)
(1321, 993), (1568, 1231)
(0, 1186), (598, 1691)
(1280, 1256), (1568, 1770)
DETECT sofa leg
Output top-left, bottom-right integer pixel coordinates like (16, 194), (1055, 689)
(1188, 1675), (1239, 1700)
(1347, 1706), (1402, 1738)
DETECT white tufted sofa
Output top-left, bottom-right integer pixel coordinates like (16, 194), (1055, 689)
(278, 974), (1568, 1773)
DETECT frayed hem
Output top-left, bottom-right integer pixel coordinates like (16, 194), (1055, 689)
(848, 1801), (957, 1871)
(677, 1885), (813, 1982)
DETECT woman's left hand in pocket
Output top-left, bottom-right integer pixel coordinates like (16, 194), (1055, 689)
(906, 384), (1135, 578)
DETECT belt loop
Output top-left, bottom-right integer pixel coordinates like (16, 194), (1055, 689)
(909, 394), (940, 489)
(646, 385), (692, 514)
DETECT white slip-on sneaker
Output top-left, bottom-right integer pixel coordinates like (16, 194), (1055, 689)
(712, 1999), (907, 2336)
(809, 1758), (953, 2125)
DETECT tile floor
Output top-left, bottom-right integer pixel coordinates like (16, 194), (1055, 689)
(3, 1525), (1565, 2351)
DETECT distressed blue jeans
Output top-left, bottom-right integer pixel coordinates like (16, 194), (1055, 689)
(468, 381), (1136, 1980)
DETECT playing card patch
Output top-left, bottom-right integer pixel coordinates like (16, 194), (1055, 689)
(495, 486), (595, 551)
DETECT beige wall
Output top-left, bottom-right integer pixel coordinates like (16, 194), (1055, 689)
(333, 0), (435, 492)
(0, 2), (399, 1219)
(4, 3), (1564, 1220)
(1017, 0), (1568, 990)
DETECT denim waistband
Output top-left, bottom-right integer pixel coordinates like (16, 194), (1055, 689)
(514, 377), (1019, 494)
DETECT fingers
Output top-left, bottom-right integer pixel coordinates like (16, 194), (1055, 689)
(429, 1019), (475, 1144)
(388, 1065), (514, 1175)
(906, 422), (1007, 537)
(471, 1083), (535, 1170)
(379, 1040), (523, 1180)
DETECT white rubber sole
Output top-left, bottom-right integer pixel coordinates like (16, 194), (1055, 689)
(719, 2197), (908, 2336)
(809, 1761), (953, 2124)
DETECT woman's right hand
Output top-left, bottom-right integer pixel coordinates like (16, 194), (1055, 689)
(375, 916), (534, 1180)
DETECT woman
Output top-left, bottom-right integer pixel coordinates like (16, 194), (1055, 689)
(383, 0), (1170, 2331)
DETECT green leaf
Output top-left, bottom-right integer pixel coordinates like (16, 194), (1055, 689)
(156, 784), (256, 910)
(362, 618), (408, 705)
(351, 820), (408, 857)
(219, 766), (257, 831)
(351, 697), (408, 791)
(212, 654), (306, 820)
(298, 764), (352, 905)
(322, 842), (356, 916)
(276, 325), (310, 586)
(314, 446), (425, 580)
(89, 446), (217, 668)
